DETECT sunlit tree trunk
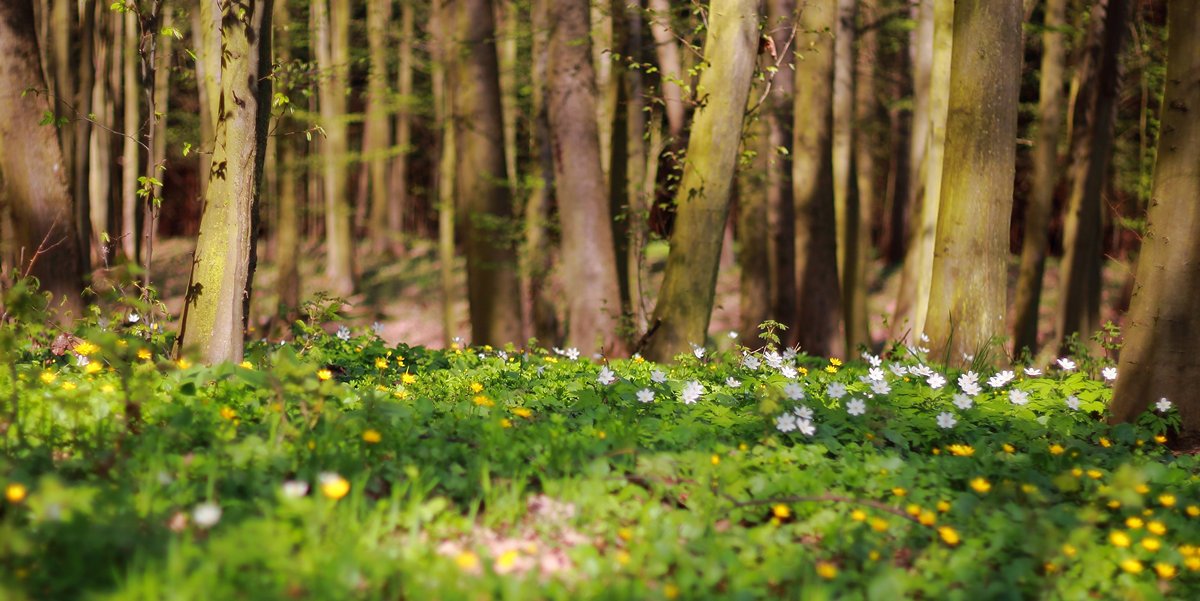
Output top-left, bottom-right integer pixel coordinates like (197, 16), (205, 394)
(644, 0), (759, 361)
(274, 0), (300, 314)
(523, 0), (560, 345)
(89, 7), (116, 253)
(738, 107), (770, 343)
(832, 0), (869, 351)
(451, 0), (525, 346)
(1056, 0), (1131, 352)
(389, 0), (416, 249)
(431, 0), (458, 345)
(646, 0), (686, 140)
(73, 0), (97, 273)
(314, 0), (354, 296)
(924, 0), (1022, 364)
(1111, 0), (1200, 435)
(792, 0), (843, 357)
(0, 0), (85, 320)
(547, 0), (627, 356)
(179, 0), (272, 364)
(1013, 0), (1067, 354)
(497, 0), (520, 193)
(851, 0), (879, 350)
(195, 0), (220, 201)
(120, 9), (139, 261)
(365, 0), (393, 253)
(766, 0), (796, 342)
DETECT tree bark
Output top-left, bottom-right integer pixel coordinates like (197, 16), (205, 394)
(365, 0), (393, 254)
(120, 9), (139, 261)
(924, 0), (1022, 365)
(647, 0), (686, 140)
(73, 0), (97, 274)
(1056, 0), (1131, 353)
(738, 106), (770, 343)
(451, 0), (525, 346)
(643, 0), (759, 361)
(1013, 0), (1068, 354)
(546, 0), (627, 356)
(274, 0), (300, 314)
(179, 0), (273, 363)
(766, 0), (796, 342)
(314, 0), (354, 296)
(388, 0), (416, 250)
(0, 0), (85, 320)
(792, 0), (843, 357)
(1111, 0), (1200, 435)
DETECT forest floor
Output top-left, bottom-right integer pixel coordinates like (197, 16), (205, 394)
(147, 236), (1135, 356)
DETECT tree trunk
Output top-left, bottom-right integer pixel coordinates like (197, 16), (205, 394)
(195, 0), (220, 201)
(179, 0), (273, 363)
(894, 0), (952, 341)
(547, 0), (627, 356)
(274, 0), (300, 314)
(389, 0), (415, 249)
(451, 0), (525, 346)
(73, 0), (97, 274)
(646, 0), (686, 140)
(365, 0), (393, 253)
(766, 0), (796, 342)
(643, 0), (759, 361)
(523, 0), (560, 345)
(1012, 0), (1068, 354)
(0, 0), (85, 320)
(792, 0), (843, 357)
(924, 0), (1022, 365)
(1111, 0), (1200, 436)
(120, 9), (139, 261)
(832, 0), (869, 352)
(497, 0), (520, 194)
(1056, 0), (1130, 353)
(89, 7), (115, 257)
(314, 0), (354, 296)
(738, 106), (770, 343)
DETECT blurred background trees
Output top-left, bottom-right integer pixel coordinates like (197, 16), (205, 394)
(0, 0), (1192, 421)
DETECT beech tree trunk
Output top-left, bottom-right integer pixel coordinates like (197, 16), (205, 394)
(643, 0), (759, 361)
(314, 0), (354, 296)
(766, 0), (796, 342)
(523, 0), (560, 345)
(792, 0), (843, 357)
(451, 0), (525, 346)
(178, 0), (272, 364)
(389, 0), (415, 247)
(364, 0), (393, 253)
(547, 0), (628, 356)
(1013, 0), (1068, 354)
(924, 0), (1022, 365)
(1111, 0), (1200, 435)
(120, 9), (138, 261)
(647, 0), (686, 140)
(1056, 0), (1131, 353)
(0, 0), (85, 320)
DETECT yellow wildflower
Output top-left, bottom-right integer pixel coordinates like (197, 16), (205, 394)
(1147, 521), (1166, 536)
(1155, 563), (1177, 579)
(1062, 544), (1077, 557)
(470, 382), (484, 393)
(1120, 558), (1143, 574)
(1099, 437), (1112, 448)
(239, 361), (253, 369)
(1126, 517), (1144, 529)
(401, 373), (417, 385)
(906, 504), (921, 517)
(1187, 505), (1200, 517)
(1086, 469), (1103, 480)
(1159, 494), (1176, 507)
(1108, 500), (1122, 510)
(40, 371), (56, 384)
(938, 526), (961, 546)
(1071, 468), (1083, 478)
(362, 429), (382, 444)
(825, 365), (838, 374)
(1180, 545), (1196, 557)
(816, 561), (838, 580)
(870, 518), (889, 532)
(1002, 443), (1015, 454)
(850, 509), (867, 522)
(892, 487), (907, 497)
(320, 474), (350, 500)
(1186, 557), (1200, 571)
(1109, 530), (1131, 548)
(176, 358), (191, 369)
(1155, 434), (1168, 444)
(711, 455), (721, 466)
(61, 382), (76, 391)
(918, 511), (937, 526)
(937, 500), (951, 513)
(947, 444), (975, 457)
(830, 358), (843, 366)
(84, 361), (102, 375)
(511, 407), (532, 418)
(773, 504), (790, 519)
(970, 478), (991, 494)
(317, 369), (333, 381)
(472, 395), (494, 408)
(1142, 538), (1162, 552)
(1135, 484), (1150, 495)
(500, 418), (512, 428)
(5, 483), (27, 503)
(618, 527), (634, 542)
(374, 357), (388, 370)
(219, 407), (236, 420)
(74, 341), (99, 356)
(137, 348), (152, 360)
(664, 583), (680, 600)
(455, 551), (480, 572)
(1049, 444), (1065, 456)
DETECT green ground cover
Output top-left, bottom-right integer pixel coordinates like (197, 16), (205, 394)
(1, 309), (1198, 599)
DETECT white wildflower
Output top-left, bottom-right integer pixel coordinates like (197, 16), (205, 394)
(775, 412), (798, 433)
(867, 367), (885, 382)
(784, 382), (806, 401)
(910, 364), (935, 378)
(1156, 397), (1173, 413)
(1065, 395), (1081, 411)
(782, 347), (798, 362)
(565, 347), (580, 361)
(681, 380), (704, 405)
(691, 344), (706, 360)
(779, 365), (798, 379)
(281, 480), (309, 499)
(1009, 389), (1030, 406)
(1023, 367), (1043, 376)
(192, 502), (222, 529)
(936, 412), (957, 429)
(952, 393), (974, 410)
(862, 353), (882, 367)
(636, 388), (655, 404)
(987, 370), (1015, 388)
(1102, 366), (1117, 382)
(742, 354), (761, 371)
(336, 326), (351, 341)
(1056, 357), (1076, 371)
(650, 369), (667, 384)
(764, 350), (784, 370)
(927, 373), (946, 390)
(871, 380), (891, 396)
(796, 418), (816, 437)
(597, 366), (616, 386)
(128, 312), (141, 324)
(728, 331), (738, 339)
(920, 332), (930, 343)
(846, 398), (866, 416)
(958, 371), (983, 396)
(793, 405), (814, 421)
(826, 382), (848, 399)
(371, 322), (384, 335)
(888, 363), (909, 377)
(726, 377), (741, 388)
(76, 354), (90, 367)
